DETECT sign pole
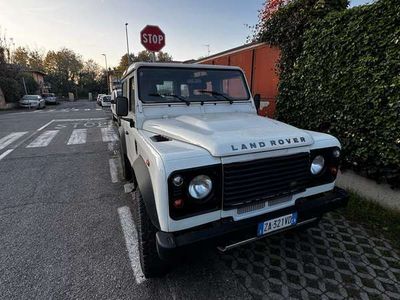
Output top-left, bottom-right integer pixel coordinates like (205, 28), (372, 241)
(152, 52), (156, 62)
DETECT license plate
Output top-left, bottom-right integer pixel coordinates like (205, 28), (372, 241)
(257, 212), (297, 236)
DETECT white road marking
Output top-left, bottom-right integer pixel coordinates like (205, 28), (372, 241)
(117, 206), (145, 283)
(0, 149), (14, 161)
(109, 158), (119, 183)
(84, 108), (91, 111)
(48, 109), (55, 112)
(96, 108), (102, 111)
(101, 128), (118, 142)
(53, 118), (107, 122)
(124, 183), (135, 194)
(0, 132), (28, 150)
(37, 120), (55, 131)
(27, 130), (59, 148)
(67, 129), (87, 145)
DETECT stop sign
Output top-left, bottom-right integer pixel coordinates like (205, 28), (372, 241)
(140, 25), (165, 52)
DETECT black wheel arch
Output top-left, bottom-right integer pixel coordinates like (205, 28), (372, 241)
(133, 156), (160, 230)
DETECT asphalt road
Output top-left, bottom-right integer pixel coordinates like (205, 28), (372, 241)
(1, 100), (399, 300)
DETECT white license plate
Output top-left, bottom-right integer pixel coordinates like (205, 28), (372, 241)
(257, 212), (298, 236)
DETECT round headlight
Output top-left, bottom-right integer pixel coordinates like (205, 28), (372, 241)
(188, 175), (212, 200)
(311, 155), (325, 175)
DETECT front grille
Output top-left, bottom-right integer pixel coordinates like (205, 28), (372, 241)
(223, 153), (310, 209)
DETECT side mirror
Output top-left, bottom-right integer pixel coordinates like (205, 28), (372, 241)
(116, 96), (128, 116)
(253, 94), (261, 111)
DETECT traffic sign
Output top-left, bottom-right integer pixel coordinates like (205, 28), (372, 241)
(140, 25), (165, 52)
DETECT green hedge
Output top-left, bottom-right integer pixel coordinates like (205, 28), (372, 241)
(261, 0), (400, 187)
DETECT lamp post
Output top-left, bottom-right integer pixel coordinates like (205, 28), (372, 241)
(125, 23), (131, 66)
(101, 53), (110, 94)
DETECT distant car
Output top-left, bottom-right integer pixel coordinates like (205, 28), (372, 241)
(42, 93), (58, 104)
(111, 89), (122, 121)
(19, 95), (46, 109)
(100, 95), (112, 107)
(97, 94), (106, 106)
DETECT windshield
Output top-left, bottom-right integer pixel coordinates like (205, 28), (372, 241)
(103, 96), (111, 101)
(23, 95), (39, 100)
(138, 67), (250, 103)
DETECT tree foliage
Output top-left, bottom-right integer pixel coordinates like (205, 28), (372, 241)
(115, 50), (173, 74)
(257, 0), (400, 187)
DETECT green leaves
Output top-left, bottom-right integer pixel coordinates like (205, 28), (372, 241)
(259, 0), (400, 187)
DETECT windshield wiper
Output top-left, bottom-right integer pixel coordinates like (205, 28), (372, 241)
(148, 93), (190, 106)
(197, 90), (234, 104)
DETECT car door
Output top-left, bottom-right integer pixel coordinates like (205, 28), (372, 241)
(121, 75), (139, 164)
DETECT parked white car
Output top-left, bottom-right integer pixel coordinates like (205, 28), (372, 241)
(100, 95), (111, 107)
(19, 95), (46, 109)
(115, 62), (348, 278)
(97, 94), (106, 106)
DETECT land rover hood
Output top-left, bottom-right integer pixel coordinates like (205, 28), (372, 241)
(143, 113), (314, 157)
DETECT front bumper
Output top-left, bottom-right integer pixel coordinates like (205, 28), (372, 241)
(156, 187), (348, 260)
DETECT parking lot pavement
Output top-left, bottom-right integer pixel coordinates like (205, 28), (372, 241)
(0, 100), (399, 299)
(220, 213), (400, 299)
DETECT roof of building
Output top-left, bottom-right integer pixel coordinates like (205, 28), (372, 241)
(191, 42), (268, 64)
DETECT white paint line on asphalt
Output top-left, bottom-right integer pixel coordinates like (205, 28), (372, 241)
(124, 183), (135, 194)
(67, 129), (87, 145)
(48, 109), (55, 112)
(96, 108), (102, 111)
(53, 118), (107, 122)
(101, 128), (118, 142)
(0, 132), (28, 150)
(26, 130), (59, 148)
(109, 158), (119, 183)
(37, 119), (55, 132)
(117, 206), (145, 284)
(0, 149), (14, 161)
(84, 108), (91, 111)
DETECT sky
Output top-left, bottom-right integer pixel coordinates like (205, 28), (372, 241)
(0, 0), (371, 68)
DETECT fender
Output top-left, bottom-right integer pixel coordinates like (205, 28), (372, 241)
(133, 156), (160, 230)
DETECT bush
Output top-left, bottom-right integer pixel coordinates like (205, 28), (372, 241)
(259, 0), (400, 187)
(0, 77), (21, 103)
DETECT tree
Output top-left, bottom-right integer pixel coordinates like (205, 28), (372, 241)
(116, 50), (174, 74)
(13, 47), (29, 67)
(28, 49), (44, 71)
(157, 51), (173, 62)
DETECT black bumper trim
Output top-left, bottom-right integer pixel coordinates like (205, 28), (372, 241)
(156, 187), (348, 259)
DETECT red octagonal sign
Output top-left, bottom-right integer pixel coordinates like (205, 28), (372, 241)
(140, 25), (165, 52)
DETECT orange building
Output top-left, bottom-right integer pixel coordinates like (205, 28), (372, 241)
(195, 42), (280, 117)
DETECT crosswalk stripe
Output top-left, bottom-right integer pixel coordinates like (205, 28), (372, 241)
(0, 132), (28, 150)
(0, 149), (14, 161)
(96, 108), (101, 111)
(67, 129), (87, 145)
(27, 130), (59, 148)
(84, 109), (91, 111)
(101, 128), (118, 142)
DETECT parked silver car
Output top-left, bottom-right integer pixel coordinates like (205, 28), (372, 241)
(19, 95), (46, 109)
(42, 93), (58, 104)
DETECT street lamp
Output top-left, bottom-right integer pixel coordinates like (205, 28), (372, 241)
(101, 53), (110, 94)
(125, 23), (131, 65)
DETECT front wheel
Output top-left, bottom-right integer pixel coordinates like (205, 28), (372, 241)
(132, 188), (169, 278)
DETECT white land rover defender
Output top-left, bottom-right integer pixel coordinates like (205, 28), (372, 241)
(115, 62), (348, 278)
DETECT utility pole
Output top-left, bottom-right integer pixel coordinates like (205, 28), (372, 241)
(102, 54), (110, 94)
(125, 23), (131, 66)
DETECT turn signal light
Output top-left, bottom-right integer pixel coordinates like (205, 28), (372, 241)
(329, 166), (338, 176)
(173, 198), (184, 209)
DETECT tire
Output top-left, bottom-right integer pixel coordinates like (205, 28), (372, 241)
(133, 188), (169, 278)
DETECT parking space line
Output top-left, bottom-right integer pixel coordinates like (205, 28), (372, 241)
(27, 130), (59, 148)
(0, 132), (28, 150)
(101, 128), (118, 142)
(109, 158), (119, 183)
(117, 206), (145, 284)
(67, 129), (87, 145)
(37, 120), (55, 131)
(0, 149), (14, 161)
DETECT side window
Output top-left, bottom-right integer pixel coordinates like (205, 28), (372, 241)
(122, 82), (127, 98)
(129, 77), (135, 112)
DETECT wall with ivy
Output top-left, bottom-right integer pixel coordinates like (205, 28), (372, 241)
(259, 0), (400, 187)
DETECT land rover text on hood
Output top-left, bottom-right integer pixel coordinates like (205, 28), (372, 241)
(115, 62), (348, 278)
